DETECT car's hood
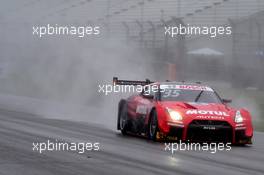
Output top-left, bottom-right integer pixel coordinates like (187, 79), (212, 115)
(160, 101), (235, 120)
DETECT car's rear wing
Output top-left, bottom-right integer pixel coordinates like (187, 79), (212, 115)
(113, 77), (154, 86)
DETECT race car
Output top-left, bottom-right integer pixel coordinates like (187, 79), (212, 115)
(114, 77), (253, 144)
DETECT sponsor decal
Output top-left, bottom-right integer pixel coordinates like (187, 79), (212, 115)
(203, 126), (216, 130)
(196, 115), (225, 120)
(136, 105), (147, 115)
(160, 85), (213, 91)
(186, 110), (229, 116)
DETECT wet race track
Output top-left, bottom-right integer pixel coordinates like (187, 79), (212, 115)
(0, 108), (263, 175)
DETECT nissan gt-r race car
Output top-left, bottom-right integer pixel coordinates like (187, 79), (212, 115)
(114, 77), (253, 144)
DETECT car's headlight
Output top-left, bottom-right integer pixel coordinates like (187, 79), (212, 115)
(166, 108), (182, 121)
(235, 111), (243, 123)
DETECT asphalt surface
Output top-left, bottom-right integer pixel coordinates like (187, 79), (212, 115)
(0, 108), (264, 175)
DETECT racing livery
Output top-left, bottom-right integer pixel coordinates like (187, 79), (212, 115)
(115, 77), (253, 144)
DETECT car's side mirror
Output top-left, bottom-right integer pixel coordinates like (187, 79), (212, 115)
(142, 94), (154, 99)
(222, 99), (232, 104)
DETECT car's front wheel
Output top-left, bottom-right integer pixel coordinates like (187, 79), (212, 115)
(149, 110), (158, 141)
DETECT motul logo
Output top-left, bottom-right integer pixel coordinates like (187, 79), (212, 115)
(186, 110), (229, 116)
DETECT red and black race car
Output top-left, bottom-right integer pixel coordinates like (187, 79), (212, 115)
(115, 77), (253, 144)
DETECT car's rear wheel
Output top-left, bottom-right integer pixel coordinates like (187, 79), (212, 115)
(120, 104), (129, 135)
(149, 110), (158, 141)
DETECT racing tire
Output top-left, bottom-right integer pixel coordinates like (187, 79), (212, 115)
(119, 103), (129, 135)
(148, 110), (159, 141)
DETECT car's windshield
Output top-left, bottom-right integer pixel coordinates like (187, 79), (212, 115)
(160, 85), (222, 103)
